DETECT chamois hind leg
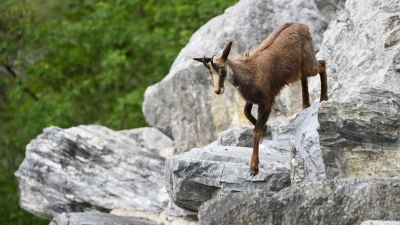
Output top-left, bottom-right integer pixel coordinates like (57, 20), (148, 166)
(301, 78), (311, 109)
(250, 103), (271, 176)
(318, 60), (328, 101)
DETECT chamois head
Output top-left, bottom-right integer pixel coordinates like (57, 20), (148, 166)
(193, 41), (232, 95)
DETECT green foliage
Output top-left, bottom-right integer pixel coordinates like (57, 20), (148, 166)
(0, 0), (238, 224)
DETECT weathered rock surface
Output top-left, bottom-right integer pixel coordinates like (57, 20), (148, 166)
(199, 178), (400, 225)
(119, 127), (175, 158)
(216, 126), (256, 148)
(15, 125), (169, 220)
(291, 88), (400, 184)
(49, 212), (157, 225)
(143, 0), (329, 153)
(310, 0), (400, 104)
(165, 146), (290, 212)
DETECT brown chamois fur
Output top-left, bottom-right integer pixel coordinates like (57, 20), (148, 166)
(194, 23), (328, 175)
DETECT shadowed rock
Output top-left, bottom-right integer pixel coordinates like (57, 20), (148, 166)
(199, 178), (400, 225)
(165, 146), (290, 212)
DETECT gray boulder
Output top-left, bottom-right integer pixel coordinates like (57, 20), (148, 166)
(199, 178), (400, 225)
(293, 0), (400, 184)
(143, 0), (329, 154)
(310, 0), (400, 104)
(119, 127), (175, 158)
(216, 126), (255, 148)
(291, 88), (400, 184)
(15, 125), (169, 220)
(165, 146), (291, 212)
(49, 212), (157, 225)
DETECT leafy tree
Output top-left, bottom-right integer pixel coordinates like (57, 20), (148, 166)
(0, 0), (238, 224)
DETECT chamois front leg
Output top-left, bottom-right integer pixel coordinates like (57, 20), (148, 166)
(244, 102), (267, 132)
(250, 104), (271, 176)
(301, 78), (311, 109)
(318, 60), (328, 101)
(244, 102), (257, 126)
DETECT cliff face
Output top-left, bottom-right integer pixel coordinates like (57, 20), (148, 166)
(15, 0), (400, 224)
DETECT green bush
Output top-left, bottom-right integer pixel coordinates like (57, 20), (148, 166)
(0, 0), (238, 224)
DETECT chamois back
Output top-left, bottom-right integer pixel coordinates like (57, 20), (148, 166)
(234, 23), (318, 104)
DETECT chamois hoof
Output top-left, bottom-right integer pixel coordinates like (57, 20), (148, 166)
(249, 168), (259, 176)
(302, 104), (311, 110)
(320, 96), (329, 102)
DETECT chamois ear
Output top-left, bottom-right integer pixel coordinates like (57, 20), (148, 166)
(221, 41), (233, 61)
(193, 56), (211, 69)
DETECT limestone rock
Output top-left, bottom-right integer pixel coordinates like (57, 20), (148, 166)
(310, 0), (400, 104)
(143, 0), (329, 153)
(216, 126), (255, 148)
(291, 88), (400, 184)
(165, 146), (291, 212)
(15, 125), (169, 220)
(49, 212), (157, 225)
(199, 178), (400, 225)
(119, 127), (175, 158)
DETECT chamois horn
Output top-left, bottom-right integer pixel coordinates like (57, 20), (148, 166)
(202, 56), (211, 69)
(221, 41), (233, 61)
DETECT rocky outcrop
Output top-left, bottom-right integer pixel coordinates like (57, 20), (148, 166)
(165, 146), (291, 212)
(199, 178), (400, 225)
(143, 0), (329, 154)
(293, 0), (400, 184)
(309, 0), (400, 104)
(15, 125), (169, 220)
(292, 89), (400, 184)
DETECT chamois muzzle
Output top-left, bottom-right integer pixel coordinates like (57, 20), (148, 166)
(214, 87), (224, 95)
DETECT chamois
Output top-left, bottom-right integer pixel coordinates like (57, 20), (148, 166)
(193, 23), (328, 176)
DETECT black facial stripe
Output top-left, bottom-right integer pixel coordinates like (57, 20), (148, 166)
(219, 72), (226, 88)
(221, 68), (227, 76)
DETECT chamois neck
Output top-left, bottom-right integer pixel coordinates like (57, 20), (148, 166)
(226, 59), (255, 88)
